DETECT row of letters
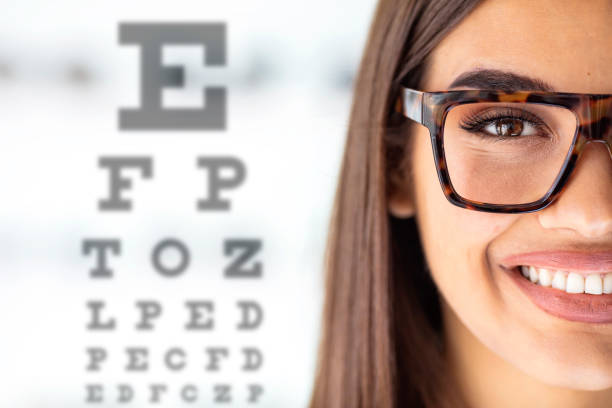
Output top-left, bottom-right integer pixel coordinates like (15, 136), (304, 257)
(87, 300), (262, 331)
(85, 383), (263, 404)
(86, 346), (263, 372)
(83, 238), (262, 278)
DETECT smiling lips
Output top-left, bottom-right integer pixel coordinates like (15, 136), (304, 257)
(501, 250), (612, 323)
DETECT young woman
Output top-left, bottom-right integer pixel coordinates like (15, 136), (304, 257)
(309, 1), (612, 407)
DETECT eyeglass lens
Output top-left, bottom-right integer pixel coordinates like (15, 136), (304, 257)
(443, 102), (577, 205)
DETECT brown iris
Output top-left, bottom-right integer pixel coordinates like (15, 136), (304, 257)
(495, 118), (523, 137)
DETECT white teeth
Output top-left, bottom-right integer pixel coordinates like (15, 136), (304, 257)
(520, 266), (612, 296)
(521, 265), (529, 278)
(585, 274), (603, 295)
(551, 270), (566, 290)
(566, 272), (585, 293)
(529, 266), (538, 283)
(538, 268), (552, 287)
(604, 274), (612, 294)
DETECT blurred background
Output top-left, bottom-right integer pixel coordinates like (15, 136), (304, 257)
(0, 0), (377, 407)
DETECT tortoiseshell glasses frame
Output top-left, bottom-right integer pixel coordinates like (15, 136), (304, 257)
(396, 87), (612, 213)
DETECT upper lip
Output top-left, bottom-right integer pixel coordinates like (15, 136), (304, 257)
(500, 250), (612, 275)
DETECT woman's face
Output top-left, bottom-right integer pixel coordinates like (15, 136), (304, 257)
(390, 0), (612, 390)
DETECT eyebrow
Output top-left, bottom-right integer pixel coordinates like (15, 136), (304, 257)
(448, 68), (556, 93)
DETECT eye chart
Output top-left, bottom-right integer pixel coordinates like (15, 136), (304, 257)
(0, 1), (375, 406)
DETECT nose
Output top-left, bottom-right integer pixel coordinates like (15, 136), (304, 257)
(537, 141), (612, 239)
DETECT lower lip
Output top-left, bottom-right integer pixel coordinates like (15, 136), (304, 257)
(505, 266), (612, 324)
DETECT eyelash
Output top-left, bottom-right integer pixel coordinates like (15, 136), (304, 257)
(457, 107), (548, 140)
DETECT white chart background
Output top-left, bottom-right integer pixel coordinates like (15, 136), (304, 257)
(0, 0), (377, 407)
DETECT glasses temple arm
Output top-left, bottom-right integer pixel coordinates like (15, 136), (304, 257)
(400, 87), (423, 124)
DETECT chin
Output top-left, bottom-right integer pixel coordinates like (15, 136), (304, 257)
(510, 342), (612, 391)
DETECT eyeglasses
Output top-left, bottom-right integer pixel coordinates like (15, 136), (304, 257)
(396, 87), (612, 213)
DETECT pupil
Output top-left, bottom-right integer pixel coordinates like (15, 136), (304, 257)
(496, 118), (523, 137)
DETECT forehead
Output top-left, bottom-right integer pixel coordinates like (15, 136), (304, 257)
(423, 0), (612, 94)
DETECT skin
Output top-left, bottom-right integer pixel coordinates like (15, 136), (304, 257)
(388, 1), (612, 407)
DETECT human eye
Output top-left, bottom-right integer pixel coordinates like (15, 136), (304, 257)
(457, 106), (553, 142)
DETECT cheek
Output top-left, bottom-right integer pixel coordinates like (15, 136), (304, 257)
(411, 125), (511, 269)
(408, 126), (612, 389)
(410, 125), (514, 325)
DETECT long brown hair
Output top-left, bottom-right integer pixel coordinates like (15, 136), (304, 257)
(309, 1), (482, 407)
